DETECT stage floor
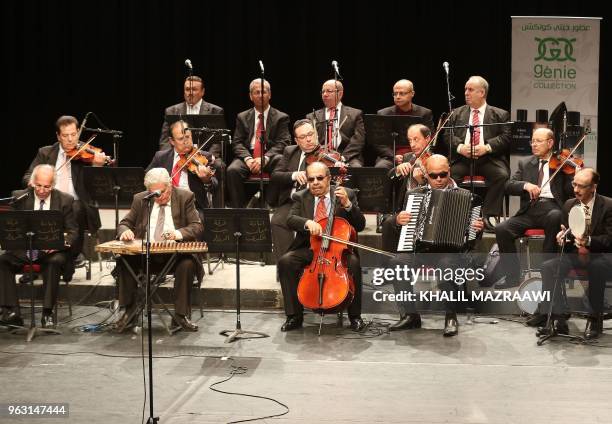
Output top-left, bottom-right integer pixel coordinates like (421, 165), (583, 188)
(1, 307), (612, 423)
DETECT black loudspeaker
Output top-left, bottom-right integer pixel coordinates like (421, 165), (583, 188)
(567, 111), (581, 127)
(516, 109), (527, 122)
(535, 109), (548, 123)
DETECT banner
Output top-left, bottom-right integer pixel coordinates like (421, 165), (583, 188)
(511, 16), (601, 166)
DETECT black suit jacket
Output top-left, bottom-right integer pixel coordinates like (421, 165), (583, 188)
(22, 142), (101, 232)
(377, 103), (435, 130)
(506, 155), (573, 215)
(387, 152), (426, 212)
(444, 104), (511, 168)
(562, 194), (612, 254)
(287, 187), (365, 251)
(146, 148), (217, 210)
(270, 145), (305, 207)
(306, 105), (366, 165)
(232, 107), (291, 160)
(158, 100), (225, 155)
(9, 187), (78, 259)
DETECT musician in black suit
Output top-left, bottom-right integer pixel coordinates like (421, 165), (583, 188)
(383, 155), (484, 337)
(494, 128), (573, 292)
(377, 79), (435, 168)
(277, 161), (366, 332)
(114, 168), (204, 332)
(306, 80), (366, 167)
(0, 165), (78, 328)
(269, 119), (320, 262)
(147, 120), (217, 220)
(159, 75), (225, 151)
(23, 115), (105, 268)
(226, 78), (291, 208)
(534, 168), (612, 339)
(444, 76), (511, 228)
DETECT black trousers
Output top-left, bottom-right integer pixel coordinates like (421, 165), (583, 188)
(270, 202), (294, 263)
(0, 251), (68, 311)
(495, 200), (563, 284)
(226, 155), (281, 208)
(539, 253), (612, 316)
(117, 254), (197, 316)
(451, 156), (509, 216)
(278, 247), (362, 318)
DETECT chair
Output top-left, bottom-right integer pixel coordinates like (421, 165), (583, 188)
(519, 228), (545, 279)
(459, 175), (510, 219)
(245, 173), (271, 209)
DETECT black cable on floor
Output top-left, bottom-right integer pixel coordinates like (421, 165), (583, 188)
(209, 359), (289, 424)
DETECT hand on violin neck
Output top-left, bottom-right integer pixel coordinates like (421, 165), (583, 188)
(92, 151), (107, 167)
(523, 183), (541, 200)
(306, 220), (323, 236)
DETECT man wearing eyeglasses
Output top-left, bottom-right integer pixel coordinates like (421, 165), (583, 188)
(276, 161), (366, 332)
(534, 168), (612, 340)
(0, 165), (78, 328)
(383, 155), (484, 337)
(306, 80), (365, 167)
(494, 128), (574, 294)
(269, 120), (321, 262)
(378, 80), (434, 168)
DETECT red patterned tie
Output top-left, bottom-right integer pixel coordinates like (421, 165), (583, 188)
(327, 108), (336, 150)
(314, 196), (327, 222)
(472, 109), (480, 146)
(253, 113), (264, 159)
(171, 159), (181, 187)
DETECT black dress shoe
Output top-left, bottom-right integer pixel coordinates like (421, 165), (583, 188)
(525, 314), (547, 327)
(389, 313), (422, 331)
(349, 316), (366, 332)
(281, 316), (303, 332)
(584, 315), (602, 340)
(174, 315), (198, 332)
(443, 314), (458, 337)
(41, 314), (55, 328)
(2, 311), (24, 327)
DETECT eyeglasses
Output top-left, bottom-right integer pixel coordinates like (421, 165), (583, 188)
(530, 139), (549, 145)
(34, 184), (53, 190)
(427, 171), (448, 179)
(572, 182), (592, 189)
(321, 89), (339, 95)
(296, 131), (315, 141)
(392, 91), (412, 97)
(307, 176), (327, 182)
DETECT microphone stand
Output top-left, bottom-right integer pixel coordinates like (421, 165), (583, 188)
(257, 65), (267, 209)
(144, 197), (159, 424)
(444, 68), (454, 161)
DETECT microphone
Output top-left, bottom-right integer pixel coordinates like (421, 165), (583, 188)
(185, 126), (231, 134)
(14, 192), (29, 203)
(143, 190), (162, 200)
(78, 112), (91, 136)
(83, 127), (123, 135)
(2, 191), (30, 204)
(331, 60), (342, 79)
(258, 60), (264, 73)
(443, 62), (450, 74)
(184, 59), (193, 70)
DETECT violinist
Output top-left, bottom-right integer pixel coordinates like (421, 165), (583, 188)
(277, 161), (366, 332)
(306, 80), (365, 167)
(23, 115), (106, 270)
(147, 120), (217, 219)
(226, 78), (291, 208)
(269, 120), (320, 262)
(494, 128), (574, 293)
(380, 124), (431, 252)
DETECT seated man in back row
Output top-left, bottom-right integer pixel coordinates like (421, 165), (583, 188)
(114, 168), (204, 332)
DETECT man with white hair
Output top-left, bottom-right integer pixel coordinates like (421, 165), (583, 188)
(114, 167), (204, 332)
(226, 78), (291, 207)
(0, 164), (78, 328)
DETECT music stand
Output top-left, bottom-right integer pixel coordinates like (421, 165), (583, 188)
(202, 208), (271, 343)
(0, 210), (64, 342)
(364, 114), (425, 160)
(329, 167), (392, 214)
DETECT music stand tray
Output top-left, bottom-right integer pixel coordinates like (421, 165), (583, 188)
(330, 167), (392, 214)
(202, 208), (272, 343)
(0, 210), (65, 341)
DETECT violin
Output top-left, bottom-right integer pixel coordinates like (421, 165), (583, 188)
(63, 135), (114, 166)
(304, 144), (344, 168)
(174, 145), (212, 176)
(548, 148), (584, 175)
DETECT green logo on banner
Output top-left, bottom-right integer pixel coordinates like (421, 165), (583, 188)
(535, 37), (576, 62)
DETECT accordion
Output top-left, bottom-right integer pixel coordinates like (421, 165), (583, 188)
(397, 189), (481, 252)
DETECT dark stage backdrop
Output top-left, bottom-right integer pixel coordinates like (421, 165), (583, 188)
(1, 1), (609, 196)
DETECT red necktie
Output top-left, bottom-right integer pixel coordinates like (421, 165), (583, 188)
(472, 109), (480, 146)
(327, 108), (336, 150)
(253, 113), (264, 159)
(315, 196), (327, 222)
(171, 159), (182, 187)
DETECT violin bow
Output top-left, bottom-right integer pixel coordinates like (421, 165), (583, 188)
(170, 135), (214, 180)
(539, 129), (589, 191)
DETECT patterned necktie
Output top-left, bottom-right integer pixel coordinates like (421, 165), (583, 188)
(314, 196), (327, 222)
(28, 200), (45, 261)
(253, 113), (264, 159)
(171, 159), (182, 187)
(471, 109), (480, 146)
(154, 205), (166, 241)
(327, 108), (336, 150)
(537, 160), (547, 187)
